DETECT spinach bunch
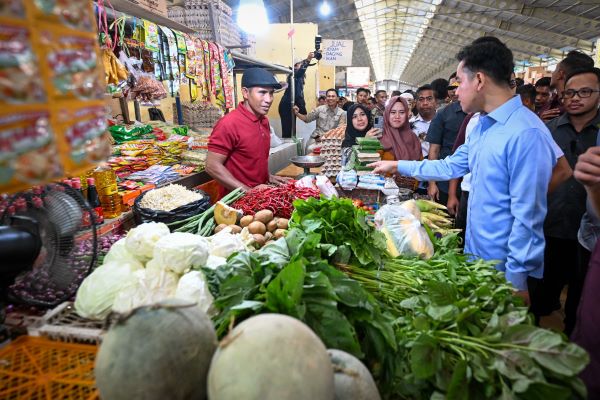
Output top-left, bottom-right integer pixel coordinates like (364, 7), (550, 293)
(290, 196), (388, 266)
(346, 239), (590, 399)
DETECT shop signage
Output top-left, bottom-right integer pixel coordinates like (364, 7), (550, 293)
(346, 67), (370, 88)
(321, 39), (353, 66)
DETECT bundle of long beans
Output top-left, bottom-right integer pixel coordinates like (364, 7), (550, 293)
(169, 188), (244, 235)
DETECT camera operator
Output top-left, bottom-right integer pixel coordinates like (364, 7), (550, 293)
(278, 51), (316, 138)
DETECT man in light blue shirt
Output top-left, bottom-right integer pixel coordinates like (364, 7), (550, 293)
(369, 37), (556, 302)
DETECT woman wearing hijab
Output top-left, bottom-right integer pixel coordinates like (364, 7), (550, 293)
(380, 96), (423, 189)
(342, 103), (380, 149)
(381, 96), (422, 162)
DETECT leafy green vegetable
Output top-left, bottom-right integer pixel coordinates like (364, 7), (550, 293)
(345, 235), (590, 399)
(290, 196), (388, 266)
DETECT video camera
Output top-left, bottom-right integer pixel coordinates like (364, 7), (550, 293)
(314, 35), (322, 61)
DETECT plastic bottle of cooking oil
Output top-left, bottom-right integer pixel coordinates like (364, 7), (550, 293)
(93, 164), (121, 219)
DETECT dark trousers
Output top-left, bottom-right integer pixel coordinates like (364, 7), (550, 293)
(530, 236), (591, 334)
(571, 239), (600, 399)
(279, 101), (306, 139)
(455, 191), (469, 243)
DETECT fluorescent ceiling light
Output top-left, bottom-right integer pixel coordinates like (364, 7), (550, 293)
(237, 0), (268, 35)
(319, 1), (331, 16)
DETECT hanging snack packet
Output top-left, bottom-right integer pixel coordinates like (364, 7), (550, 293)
(41, 30), (104, 100)
(0, 111), (62, 187)
(33, 0), (94, 31)
(0, 24), (46, 104)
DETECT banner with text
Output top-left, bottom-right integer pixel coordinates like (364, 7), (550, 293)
(346, 67), (370, 88)
(321, 39), (353, 66)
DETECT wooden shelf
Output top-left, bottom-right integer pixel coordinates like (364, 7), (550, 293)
(103, 0), (194, 33)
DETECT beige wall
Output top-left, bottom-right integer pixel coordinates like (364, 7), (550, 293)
(252, 23), (320, 120)
(319, 65), (336, 93)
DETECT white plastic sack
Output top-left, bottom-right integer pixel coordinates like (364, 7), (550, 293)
(374, 205), (433, 259)
(316, 175), (338, 198)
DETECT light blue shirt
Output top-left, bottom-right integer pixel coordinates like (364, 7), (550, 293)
(396, 96), (556, 290)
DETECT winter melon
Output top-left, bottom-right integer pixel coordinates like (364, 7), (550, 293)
(207, 314), (335, 400)
(95, 299), (217, 400)
(328, 349), (381, 400)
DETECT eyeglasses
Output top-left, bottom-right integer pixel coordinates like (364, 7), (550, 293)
(509, 80), (517, 89)
(562, 88), (600, 99)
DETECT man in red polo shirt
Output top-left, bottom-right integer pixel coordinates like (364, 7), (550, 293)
(207, 68), (291, 196)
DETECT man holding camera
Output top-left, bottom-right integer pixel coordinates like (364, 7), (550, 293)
(278, 51), (316, 138)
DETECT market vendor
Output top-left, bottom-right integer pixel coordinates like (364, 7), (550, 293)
(206, 68), (291, 197)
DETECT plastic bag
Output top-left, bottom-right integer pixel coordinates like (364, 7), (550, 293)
(133, 188), (210, 230)
(374, 205), (433, 259)
(336, 169), (358, 190)
(316, 175), (338, 198)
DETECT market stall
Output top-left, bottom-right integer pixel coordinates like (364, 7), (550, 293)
(0, 1), (593, 400)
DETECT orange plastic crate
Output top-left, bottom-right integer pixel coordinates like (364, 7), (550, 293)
(0, 336), (99, 400)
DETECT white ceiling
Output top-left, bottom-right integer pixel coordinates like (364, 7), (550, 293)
(228, 0), (600, 85)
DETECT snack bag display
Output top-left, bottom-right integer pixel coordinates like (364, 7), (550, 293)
(0, 24), (46, 104)
(0, 111), (62, 185)
(0, 0), (108, 193)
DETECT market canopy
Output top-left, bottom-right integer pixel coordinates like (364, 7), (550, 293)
(246, 0), (600, 85)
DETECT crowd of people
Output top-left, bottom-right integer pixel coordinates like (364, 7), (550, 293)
(203, 36), (600, 397)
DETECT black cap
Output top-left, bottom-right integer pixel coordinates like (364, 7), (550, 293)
(241, 68), (282, 89)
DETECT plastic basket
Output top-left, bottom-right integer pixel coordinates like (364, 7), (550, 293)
(0, 336), (99, 399)
(36, 302), (105, 344)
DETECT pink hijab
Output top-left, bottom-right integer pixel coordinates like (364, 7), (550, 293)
(381, 96), (422, 161)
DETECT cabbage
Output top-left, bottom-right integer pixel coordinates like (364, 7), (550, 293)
(209, 229), (246, 258)
(175, 271), (215, 315)
(152, 232), (209, 275)
(75, 261), (141, 320)
(205, 255), (227, 270)
(111, 260), (179, 314)
(125, 222), (170, 262)
(104, 238), (144, 269)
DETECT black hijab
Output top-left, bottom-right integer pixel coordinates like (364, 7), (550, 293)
(342, 103), (372, 148)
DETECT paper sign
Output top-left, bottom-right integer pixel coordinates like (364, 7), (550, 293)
(346, 67), (370, 88)
(321, 39), (353, 66)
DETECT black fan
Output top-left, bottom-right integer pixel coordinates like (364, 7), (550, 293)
(0, 183), (98, 308)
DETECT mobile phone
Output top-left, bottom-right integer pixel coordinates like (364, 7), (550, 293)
(374, 116), (383, 129)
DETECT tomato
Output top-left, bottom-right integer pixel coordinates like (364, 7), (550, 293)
(352, 199), (363, 207)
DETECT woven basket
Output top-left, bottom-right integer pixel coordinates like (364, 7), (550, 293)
(36, 302), (105, 344)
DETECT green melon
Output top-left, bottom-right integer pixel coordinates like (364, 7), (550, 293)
(95, 299), (217, 400)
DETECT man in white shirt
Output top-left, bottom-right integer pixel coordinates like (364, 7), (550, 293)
(409, 84), (437, 158)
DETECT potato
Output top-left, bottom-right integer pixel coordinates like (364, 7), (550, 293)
(254, 210), (274, 224)
(252, 234), (266, 247)
(276, 218), (289, 230)
(228, 224), (242, 234)
(273, 229), (286, 239)
(214, 224), (228, 234)
(264, 232), (273, 241)
(266, 219), (278, 233)
(248, 221), (267, 235)
(240, 215), (254, 228)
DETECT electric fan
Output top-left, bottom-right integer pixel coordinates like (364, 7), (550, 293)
(0, 183), (98, 308)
